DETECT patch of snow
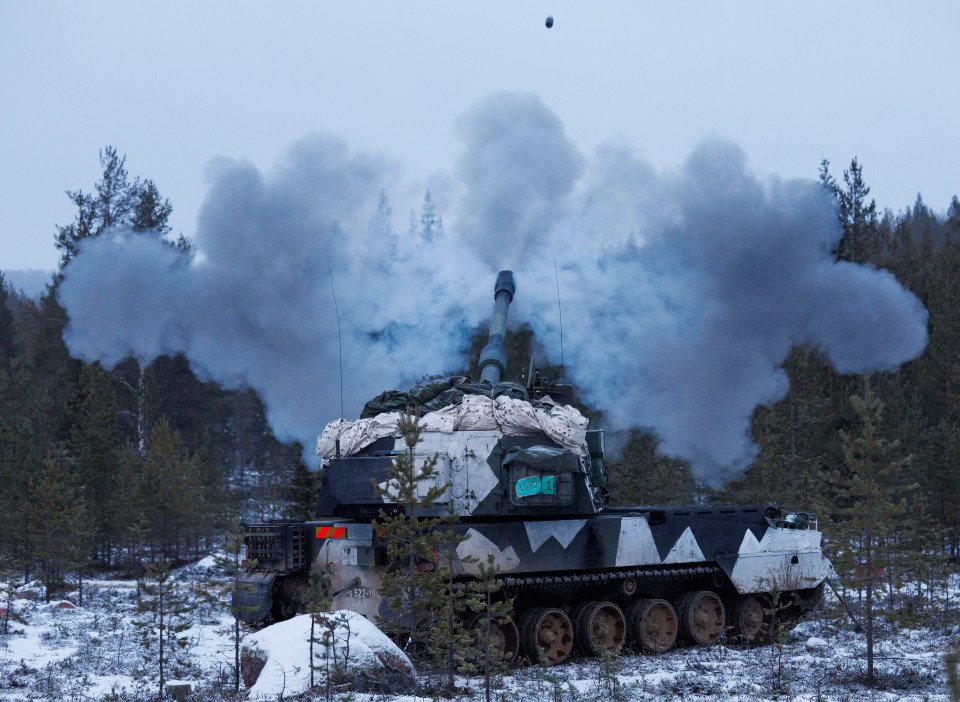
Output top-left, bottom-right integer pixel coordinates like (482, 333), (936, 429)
(0, 557), (957, 701)
(87, 674), (135, 699)
(244, 610), (413, 700)
(194, 554), (220, 570)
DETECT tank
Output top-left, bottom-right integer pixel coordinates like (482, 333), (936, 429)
(236, 270), (836, 663)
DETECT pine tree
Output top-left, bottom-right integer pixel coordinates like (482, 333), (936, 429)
(142, 418), (203, 559)
(368, 191), (396, 259)
(136, 556), (196, 699)
(131, 179), (173, 235)
(303, 565), (335, 692)
(373, 412), (466, 689)
(423, 504), (476, 693)
(193, 436), (229, 550)
(833, 378), (911, 684)
(54, 147), (177, 469)
(55, 146), (172, 271)
(465, 554), (516, 702)
(219, 520), (259, 695)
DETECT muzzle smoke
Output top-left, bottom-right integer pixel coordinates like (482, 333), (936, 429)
(59, 93), (928, 482)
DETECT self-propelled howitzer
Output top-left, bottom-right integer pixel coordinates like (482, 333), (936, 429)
(237, 271), (835, 664)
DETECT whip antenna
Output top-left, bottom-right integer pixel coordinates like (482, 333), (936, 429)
(329, 270), (344, 421)
(555, 259), (565, 382)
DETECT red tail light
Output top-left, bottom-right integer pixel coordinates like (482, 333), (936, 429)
(315, 526), (347, 539)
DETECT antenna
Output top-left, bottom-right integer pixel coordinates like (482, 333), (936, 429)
(329, 269), (344, 421)
(554, 259), (565, 382)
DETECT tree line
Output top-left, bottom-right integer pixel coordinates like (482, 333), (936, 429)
(1, 147), (959, 685)
(0, 148), (315, 598)
(608, 160), (960, 558)
(604, 160), (960, 682)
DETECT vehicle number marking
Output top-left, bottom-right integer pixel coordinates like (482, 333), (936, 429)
(346, 586), (376, 599)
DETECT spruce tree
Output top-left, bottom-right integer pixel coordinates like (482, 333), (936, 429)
(821, 157), (881, 264)
(419, 190), (442, 242)
(68, 362), (121, 565)
(0, 364), (52, 574)
(114, 440), (149, 577)
(30, 289), (80, 442)
(0, 273), (17, 367)
(24, 448), (89, 601)
(287, 458), (318, 520)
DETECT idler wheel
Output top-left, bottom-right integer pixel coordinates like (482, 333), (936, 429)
(626, 598), (678, 654)
(573, 601), (626, 655)
(730, 594), (774, 645)
(519, 607), (574, 665)
(467, 613), (520, 665)
(676, 590), (725, 645)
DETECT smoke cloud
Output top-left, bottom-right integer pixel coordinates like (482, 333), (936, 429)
(60, 133), (487, 461)
(59, 92), (928, 482)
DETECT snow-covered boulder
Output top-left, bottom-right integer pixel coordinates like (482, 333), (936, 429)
(242, 611), (414, 700)
(805, 636), (831, 652)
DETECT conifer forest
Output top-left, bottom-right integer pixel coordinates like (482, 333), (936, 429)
(1, 148), (959, 700)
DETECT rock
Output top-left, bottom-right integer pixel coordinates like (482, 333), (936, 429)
(240, 648), (267, 689)
(805, 636), (830, 652)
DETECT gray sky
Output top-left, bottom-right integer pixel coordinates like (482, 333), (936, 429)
(2, 1), (958, 272)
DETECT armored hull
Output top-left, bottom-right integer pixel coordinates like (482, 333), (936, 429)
(238, 271), (835, 663)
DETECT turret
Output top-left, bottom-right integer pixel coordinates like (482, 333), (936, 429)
(315, 268), (606, 520)
(478, 270), (516, 386)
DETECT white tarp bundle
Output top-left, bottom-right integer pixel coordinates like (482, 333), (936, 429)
(316, 395), (589, 461)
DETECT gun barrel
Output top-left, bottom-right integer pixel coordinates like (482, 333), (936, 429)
(478, 270), (516, 385)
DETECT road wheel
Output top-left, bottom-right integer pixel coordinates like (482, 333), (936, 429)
(519, 608), (574, 665)
(730, 594), (774, 645)
(676, 590), (725, 645)
(626, 598), (678, 654)
(573, 601), (626, 655)
(467, 613), (520, 665)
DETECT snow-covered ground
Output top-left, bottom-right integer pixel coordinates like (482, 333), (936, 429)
(0, 557), (956, 701)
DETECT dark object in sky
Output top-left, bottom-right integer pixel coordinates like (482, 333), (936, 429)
(545, 15), (554, 28)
